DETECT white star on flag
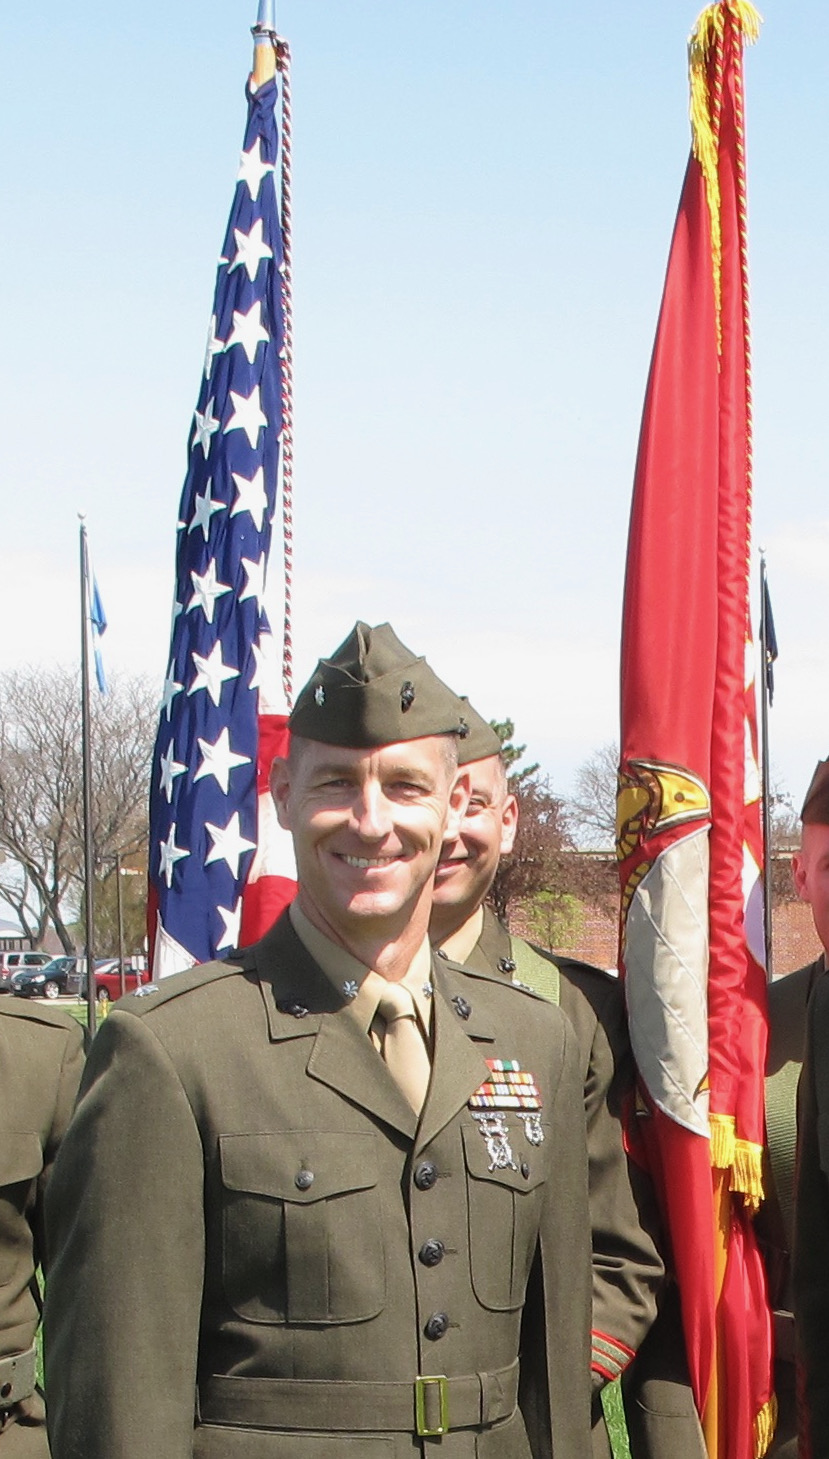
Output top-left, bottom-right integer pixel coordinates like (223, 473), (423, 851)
(240, 552), (267, 610)
(193, 397), (221, 457)
(203, 314), (225, 379)
(187, 559), (232, 623)
(159, 741), (187, 803)
(159, 824), (190, 888)
(204, 812), (256, 878)
(224, 385), (268, 448)
(231, 466), (268, 530)
(228, 218), (273, 282)
(216, 897), (243, 951)
(188, 641), (240, 706)
(194, 727), (251, 794)
(160, 664), (184, 722)
(237, 136), (275, 201)
(188, 479), (227, 541)
(225, 300), (269, 364)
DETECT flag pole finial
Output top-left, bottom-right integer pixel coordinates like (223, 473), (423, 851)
(251, 0), (278, 86)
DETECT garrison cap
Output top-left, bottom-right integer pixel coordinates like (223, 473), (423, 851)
(801, 759), (829, 825)
(289, 621), (469, 747)
(455, 697), (502, 765)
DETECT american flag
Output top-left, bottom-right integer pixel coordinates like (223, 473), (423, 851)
(148, 74), (295, 976)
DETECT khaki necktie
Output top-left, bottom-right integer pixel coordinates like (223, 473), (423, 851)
(375, 981), (431, 1115)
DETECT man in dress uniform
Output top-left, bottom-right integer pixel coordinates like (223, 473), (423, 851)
(44, 622), (592, 1459)
(0, 998), (85, 1456)
(428, 705), (707, 1459)
(783, 758), (829, 1456)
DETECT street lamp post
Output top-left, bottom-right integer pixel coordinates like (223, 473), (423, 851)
(115, 851), (126, 1000)
(113, 858), (142, 1001)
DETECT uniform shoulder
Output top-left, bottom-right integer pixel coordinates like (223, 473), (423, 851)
(769, 958), (824, 1013)
(512, 936), (620, 995)
(537, 945), (616, 986)
(438, 950), (558, 1007)
(0, 999), (82, 1035)
(116, 953), (246, 1019)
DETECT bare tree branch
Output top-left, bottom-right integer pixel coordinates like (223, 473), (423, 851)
(0, 667), (155, 951)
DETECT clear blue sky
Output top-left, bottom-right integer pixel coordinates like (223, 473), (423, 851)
(2, 0), (827, 817)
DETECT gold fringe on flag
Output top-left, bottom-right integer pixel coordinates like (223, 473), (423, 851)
(709, 1114), (765, 1207)
(688, 1), (762, 349)
(754, 1393), (777, 1458)
(732, 1138), (765, 1211)
(709, 1110), (736, 1170)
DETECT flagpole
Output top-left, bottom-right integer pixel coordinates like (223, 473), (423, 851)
(79, 516), (97, 1037)
(759, 549), (773, 982)
(251, 0), (278, 85)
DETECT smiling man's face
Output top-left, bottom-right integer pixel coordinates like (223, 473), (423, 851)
(271, 736), (468, 941)
(431, 754), (518, 923)
(793, 821), (829, 957)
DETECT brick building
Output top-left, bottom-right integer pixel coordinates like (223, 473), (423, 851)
(509, 849), (821, 977)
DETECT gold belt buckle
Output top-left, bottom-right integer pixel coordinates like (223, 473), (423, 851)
(415, 1374), (449, 1436)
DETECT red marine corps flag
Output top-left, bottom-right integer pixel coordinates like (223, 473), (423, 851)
(617, 5), (773, 1458)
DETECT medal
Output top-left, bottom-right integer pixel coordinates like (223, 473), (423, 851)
(518, 1112), (545, 1146)
(472, 1113), (517, 1172)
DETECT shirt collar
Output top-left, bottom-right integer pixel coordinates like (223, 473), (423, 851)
(289, 901), (434, 1033)
(437, 904), (484, 966)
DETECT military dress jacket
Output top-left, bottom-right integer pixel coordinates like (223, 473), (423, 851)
(468, 910), (663, 1392)
(0, 1000), (85, 1457)
(44, 911), (592, 1459)
(755, 957), (824, 1459)
(792, 961), (829, 1456)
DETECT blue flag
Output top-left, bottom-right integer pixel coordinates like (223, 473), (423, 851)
(147, 77), (286, 974)
(90, 576), (108, 694)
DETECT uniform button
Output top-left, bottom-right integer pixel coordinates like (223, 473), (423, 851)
(424, 1312), (449, 1341)
(295, 1168), (314, 1191)
(414, 1161), (438, 1191)
(498, 957), (516, 974)
(451, 995), (471, 1020)
(521, 1161), (530, 1180)
(418, 1239), (445, 1267)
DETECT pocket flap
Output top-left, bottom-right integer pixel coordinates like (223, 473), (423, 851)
(0, 1131), (44, 1186)
(219, 1131), (378, 1203)
(462, 1123), (547, 1192)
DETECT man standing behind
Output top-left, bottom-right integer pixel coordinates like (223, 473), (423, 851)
(0, 999), (84, 1457)
(783, 759), (829, 1455)
(429, 708), (707, 1459)
(45, 622), (592, 1459)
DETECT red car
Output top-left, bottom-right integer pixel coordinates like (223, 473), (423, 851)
(86, 962), (153, 1004)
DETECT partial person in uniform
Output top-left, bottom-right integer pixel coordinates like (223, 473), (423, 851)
(756, 758), (829, 1458)
(44, 622), (593, 1459)
(427, 706), (704, 1459)
(0, 999), (85, 1457)
(783, 758), (829, 1456)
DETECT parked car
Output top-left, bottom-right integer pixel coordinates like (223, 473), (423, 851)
(0, 950), (53, 994)
(78, 961), (153, 1004)
(12, 956), (80, 1000)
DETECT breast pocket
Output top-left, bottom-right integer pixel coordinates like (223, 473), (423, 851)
(0, 1131), (43, 1287)
(461, 1122), (548, 1311)
(219, 1130), (385, 1325)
